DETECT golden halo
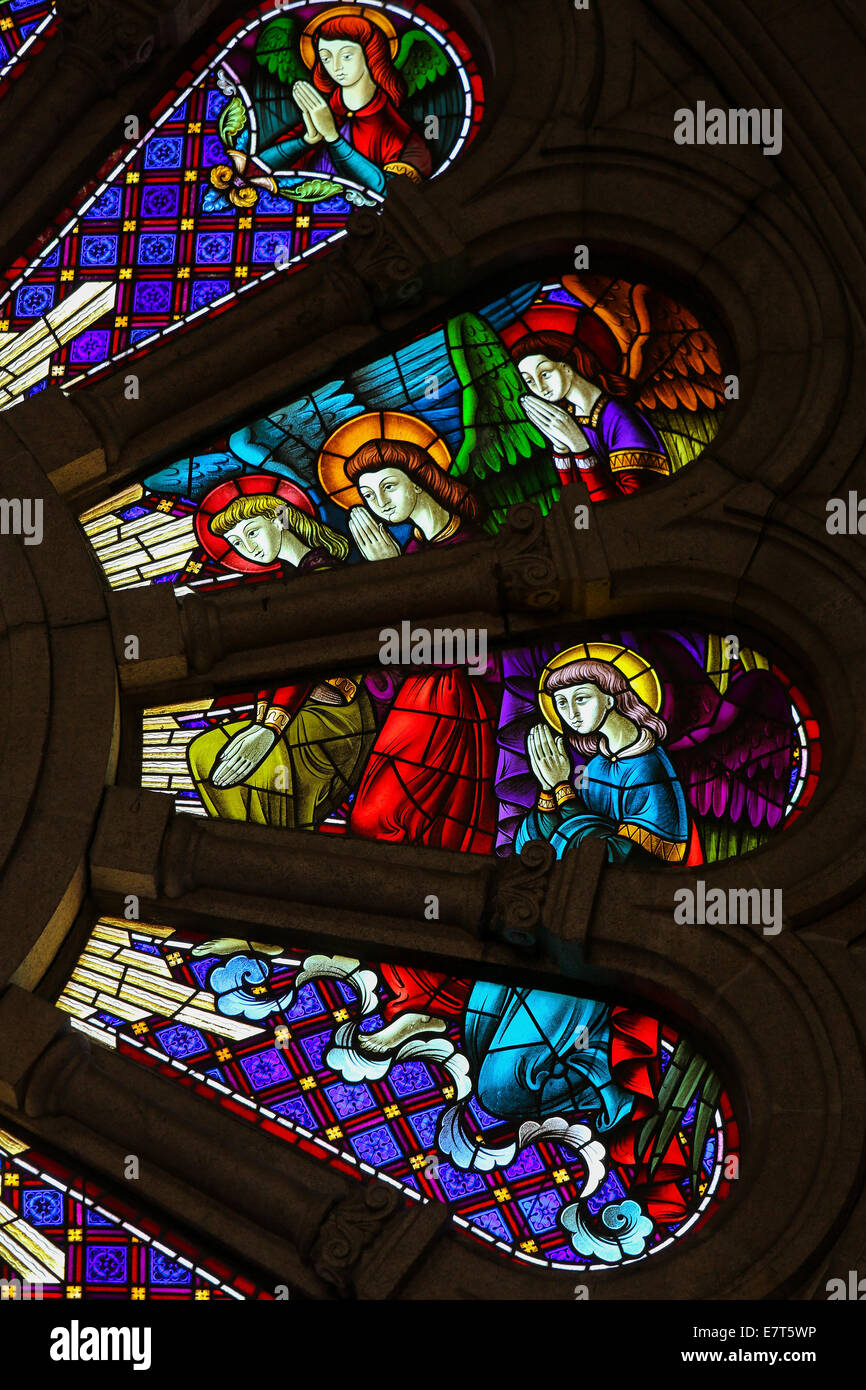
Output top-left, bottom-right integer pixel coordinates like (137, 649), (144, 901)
(538, 641), (663, 733)
(318, 410), (453, 510)
(300, 5), (400, 69)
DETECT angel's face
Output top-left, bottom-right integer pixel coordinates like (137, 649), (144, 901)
(222, 514), (283, 565)
(518, 353), (575, 403)
(552, 682), (613, 735)
(318, 38), (369, 87)
(358, 468), (422, 525)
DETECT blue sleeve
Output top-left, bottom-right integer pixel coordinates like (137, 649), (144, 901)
(257, 135), (310, 170)
(619, 755), (687, 840)
(326, 136), (387, 193)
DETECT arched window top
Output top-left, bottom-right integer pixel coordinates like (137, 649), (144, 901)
(0, 1), (58, 100)
(0, 2), (484, 406)
(80, 266), (726, 588)
(136, 623), (819, 867)
(57, 917), (739, 1273)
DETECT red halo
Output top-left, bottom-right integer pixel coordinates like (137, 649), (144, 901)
(195, 473), (317, 574)
(500, 303), (620, 372)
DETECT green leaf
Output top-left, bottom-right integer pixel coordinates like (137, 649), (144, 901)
(649, 1054), (708, 1178)
(284, 177), (345, 203)
(218, 96), (247, 149)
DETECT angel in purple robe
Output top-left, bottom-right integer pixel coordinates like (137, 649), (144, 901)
(501, 274), (726, 504)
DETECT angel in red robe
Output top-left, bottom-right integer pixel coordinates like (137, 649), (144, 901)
(254, 9), (432, 194)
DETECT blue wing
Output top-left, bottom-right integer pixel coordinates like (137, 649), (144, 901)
(347, 325), (464, 452)
(144, 282), (543, 500)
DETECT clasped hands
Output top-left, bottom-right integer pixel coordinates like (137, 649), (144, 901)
(527, 722), (572, 791)
(293, 80), (339, 144)
(348, 507), (402, 562)
(521, 396), (589, 453)
(211, 682), (344, 789)
(211, 724), (277, 789)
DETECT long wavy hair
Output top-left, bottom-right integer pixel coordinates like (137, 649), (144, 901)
(544, 657), (667, 757)
(510, 329), (631, 401)
(209, 494), (349, 561)
(346, 439), (483, 525)
(312, 15), (406, 110)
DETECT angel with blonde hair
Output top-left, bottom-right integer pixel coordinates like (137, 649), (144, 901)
(209, 492), (349, 573)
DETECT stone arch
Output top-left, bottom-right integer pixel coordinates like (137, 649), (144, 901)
(0, 0), (863, 1304)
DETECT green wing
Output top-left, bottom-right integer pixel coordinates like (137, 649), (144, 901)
(650, 405), (722, 475)
(397, 29), (466, 165)
(447, 312), (557, 532)
(395, 28), (450, 96)
(637, 1038), (723, 1194)
(255, 14), (306, 87)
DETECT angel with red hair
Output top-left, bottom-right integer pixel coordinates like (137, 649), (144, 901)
(254, 7), (433, 194)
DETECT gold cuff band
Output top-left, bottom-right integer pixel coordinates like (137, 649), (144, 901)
(263, 709), (290, 735)
(617, 822), (687, 861)
(324, 676), (358, 702)
(384, 161), (423, 184)
(554, 782), (576, 805)
(609, 449), (670, 476)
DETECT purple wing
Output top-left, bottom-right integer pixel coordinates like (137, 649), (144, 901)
(666, 670), (795, 830)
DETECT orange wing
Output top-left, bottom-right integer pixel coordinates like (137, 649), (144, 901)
(562, 273), (725, 412)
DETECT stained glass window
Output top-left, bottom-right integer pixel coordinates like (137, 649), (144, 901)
(139, 626), (819, 865)
(0, 1125), (269, 1299)
(80, 268), (724, 588)
(0, 1), (58, 102)
(57, 918), (738, 1272)
(0, 1), (483, 407)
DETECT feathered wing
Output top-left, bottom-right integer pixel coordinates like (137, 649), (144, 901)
(563, 272), (726, 473)
(446, 312), (554, 529)
(663, 664), (796, 860)
(230, 380), (369, 489)
(243, 296), (556, 528)
(397, 29), (467, 168)
(347, 323), (464, 453)
(671, 675), (794, 856)
(645, 403), (722, 474)
(596, 629), (796, 859)
(248, 15), (306, 151)
(144, 282), (554, 530)
(346, 316), (549, 527)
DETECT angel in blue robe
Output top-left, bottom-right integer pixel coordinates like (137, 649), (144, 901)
(514, 644), (697, 865)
